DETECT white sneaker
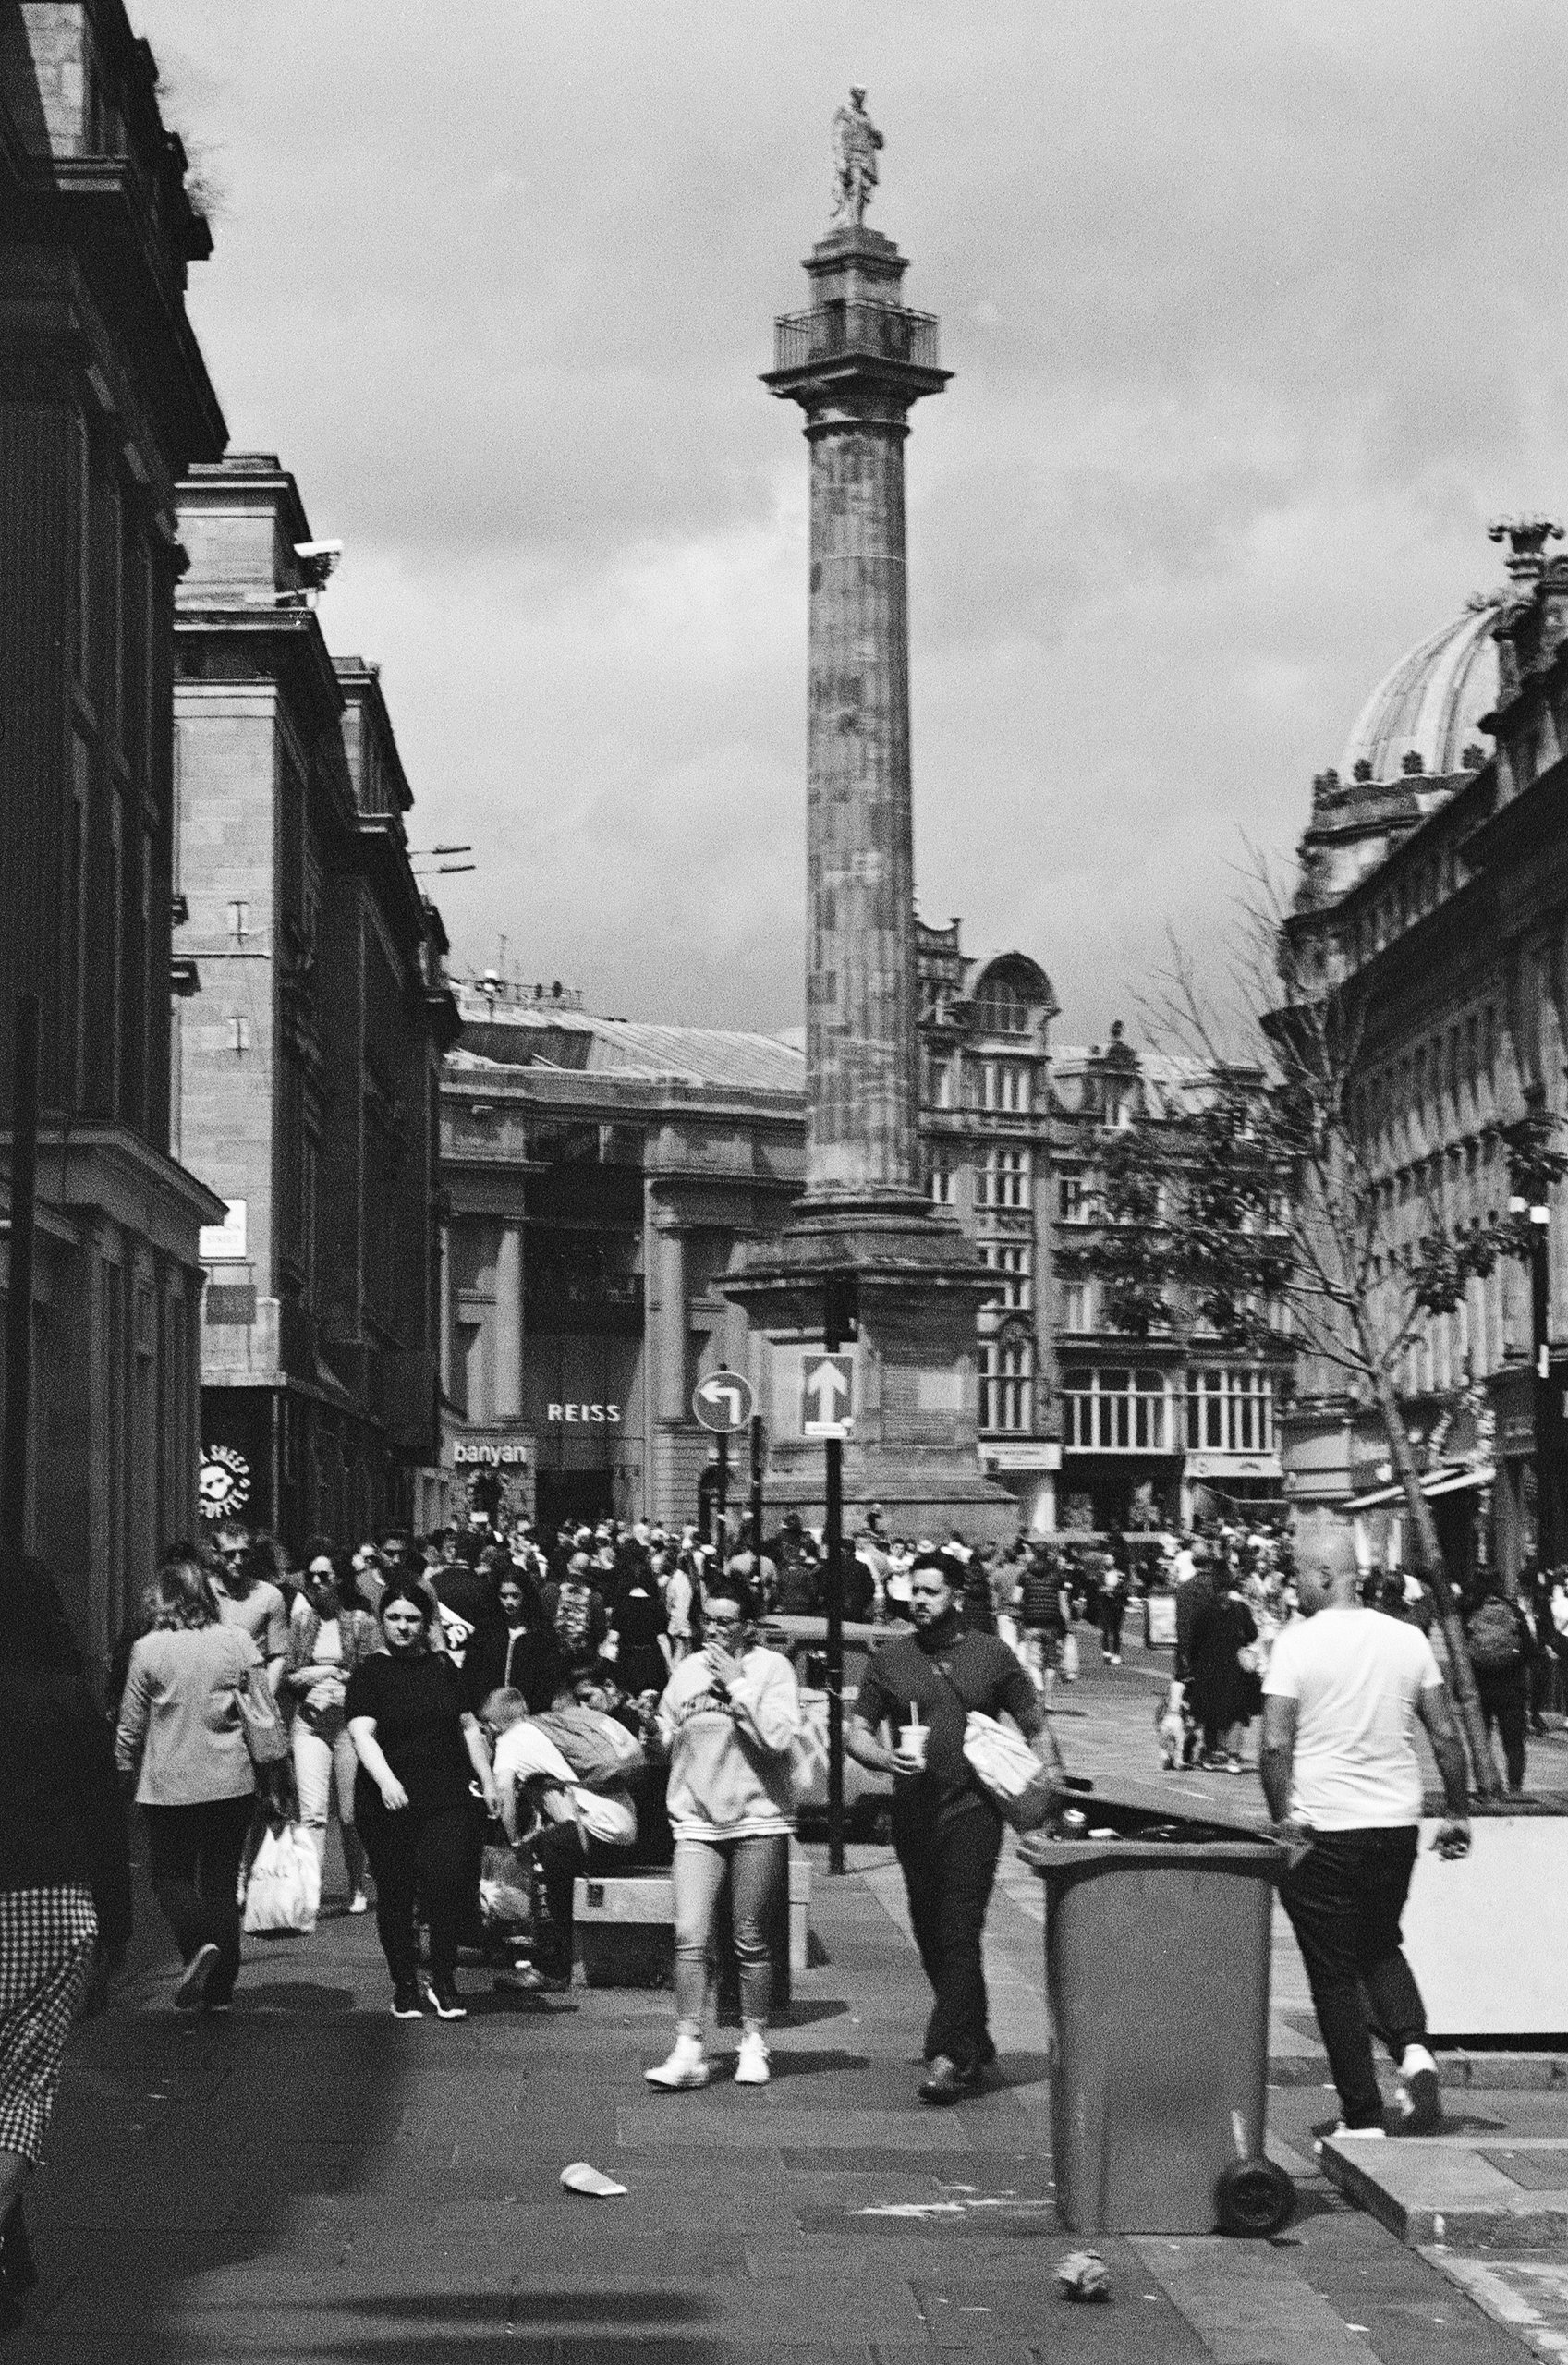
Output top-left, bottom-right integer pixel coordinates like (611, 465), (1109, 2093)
(1331, 2122), (1386, 2139)
(735, 2030), (771, 2086)
(348, 1891), (369, 1916)
(1396, 2042), (1442, 2133)
(645, 2033), (710, 2090)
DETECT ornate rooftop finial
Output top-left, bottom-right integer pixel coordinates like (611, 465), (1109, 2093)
(830, 88), (883, 226)
(1487, 515), (1564, 581)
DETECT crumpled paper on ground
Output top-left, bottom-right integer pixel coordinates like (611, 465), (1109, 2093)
(560, 2163), (627, 2197)
(1055, 2249), (1111, 2302)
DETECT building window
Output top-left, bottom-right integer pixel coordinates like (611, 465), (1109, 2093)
(974, 976), (1029, 1036)
(982, 1059), (1030, 1113)
(981, 1241), (1031, 1310)
(981, 1335), (1033, 1431)
(1061, 1280), (1094, 1332)
(1058, 1167), (1084, 1223)
(978, 1145), (1030, 1208)
(1063, 1367), (1173, 1452)
(928, 1154), (954, 1206)
(1185, 1368), (1274, 1454)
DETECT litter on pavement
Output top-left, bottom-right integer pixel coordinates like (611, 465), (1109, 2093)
(560, 2163), (628, 2197)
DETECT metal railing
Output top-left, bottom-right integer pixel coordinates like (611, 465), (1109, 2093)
(773, 300), (941, 373)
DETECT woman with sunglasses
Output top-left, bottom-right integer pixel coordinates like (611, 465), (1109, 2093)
(285, 1546), (381, 1913)
(645, 1572), (800, 2091)
(346, 1581), (498, 2018)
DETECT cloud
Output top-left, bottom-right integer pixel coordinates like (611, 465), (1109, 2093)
(134, 0), (1568, 1038)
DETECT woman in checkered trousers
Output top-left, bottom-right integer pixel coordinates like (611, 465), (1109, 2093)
(0, 1557), (131, 2331)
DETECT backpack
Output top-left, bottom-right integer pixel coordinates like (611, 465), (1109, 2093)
(533, 1705), (645, 1792)
(1466, 1596), (1523, 1676)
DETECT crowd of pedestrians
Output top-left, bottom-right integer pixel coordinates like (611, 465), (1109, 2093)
(6, 1483), (1565, 2329)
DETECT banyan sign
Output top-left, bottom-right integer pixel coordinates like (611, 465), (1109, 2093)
(451, 1439), (531, 1468)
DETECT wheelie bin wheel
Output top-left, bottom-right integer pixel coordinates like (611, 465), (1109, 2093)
(1214, 2157), (1295, 2238)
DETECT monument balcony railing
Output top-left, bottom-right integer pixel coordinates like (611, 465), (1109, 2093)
(773, 300), (941, 373)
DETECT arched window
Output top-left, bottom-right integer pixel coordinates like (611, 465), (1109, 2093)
(974, 974), (1029, 1036)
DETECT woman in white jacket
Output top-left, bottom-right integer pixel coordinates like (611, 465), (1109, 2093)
(645, 1572), (800, 2091)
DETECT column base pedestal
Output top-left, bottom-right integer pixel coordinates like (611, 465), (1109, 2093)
(726, 1195), (1019, 1547)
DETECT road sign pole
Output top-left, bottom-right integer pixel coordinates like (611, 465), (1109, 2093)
(823, 1282), (845, 1877)
(749, 1414), (765, 1591)
(713, 1432), (729, 1562)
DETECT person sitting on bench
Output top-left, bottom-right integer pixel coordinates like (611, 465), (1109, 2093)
(484, 1687), (638, 1992)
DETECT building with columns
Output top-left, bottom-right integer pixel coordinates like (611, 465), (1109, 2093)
(0, 1), (225, 1657)
(1282, 520), (1568, 1584)
(441, 923), (1080, 1540)
(439, 988), (804, 1533)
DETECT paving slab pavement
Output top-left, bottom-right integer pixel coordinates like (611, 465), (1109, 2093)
(6, 1638), (1556, 2361)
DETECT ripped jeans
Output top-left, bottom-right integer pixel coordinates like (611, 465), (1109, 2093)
(672, 1833), (787, 2034)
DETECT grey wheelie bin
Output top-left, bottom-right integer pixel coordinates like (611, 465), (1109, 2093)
(1024, 1785), (1294, 2238)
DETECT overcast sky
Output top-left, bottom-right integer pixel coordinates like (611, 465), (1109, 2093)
(135, 1), (1568, 1041)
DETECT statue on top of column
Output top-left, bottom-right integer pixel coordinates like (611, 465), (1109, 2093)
(830, 88), (883, 226)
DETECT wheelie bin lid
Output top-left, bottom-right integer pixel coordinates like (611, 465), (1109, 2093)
(1019, 1771), (1284, 1879)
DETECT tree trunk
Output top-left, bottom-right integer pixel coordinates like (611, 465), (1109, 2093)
(1368, 1362), (1500, 1801)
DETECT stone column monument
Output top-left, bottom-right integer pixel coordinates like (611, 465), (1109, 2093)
(730, 96), (1013, 1543)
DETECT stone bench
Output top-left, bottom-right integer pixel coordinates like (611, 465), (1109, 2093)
(576, 1840), (811, 1994)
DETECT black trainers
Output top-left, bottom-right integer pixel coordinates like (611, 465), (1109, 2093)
(426, 1981), (468, 2021)
(391, 1985), (425, 2019)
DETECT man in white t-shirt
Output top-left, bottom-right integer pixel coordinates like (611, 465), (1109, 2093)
(1261, 1517), (1470, 2138)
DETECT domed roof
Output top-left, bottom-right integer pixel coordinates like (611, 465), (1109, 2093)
(1336, 601), (1501, 785)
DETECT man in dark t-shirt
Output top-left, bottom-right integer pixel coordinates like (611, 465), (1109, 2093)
(849, 1557), (1063, 2103)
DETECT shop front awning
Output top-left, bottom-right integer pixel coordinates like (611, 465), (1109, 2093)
(1345, 1464), (1496, 1513)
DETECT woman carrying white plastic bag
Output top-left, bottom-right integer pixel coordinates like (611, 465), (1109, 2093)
(242, 1822), (322, 1935)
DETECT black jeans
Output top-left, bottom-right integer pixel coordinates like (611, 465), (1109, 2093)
(1477, 1676), (1527, 1791)
(1278, 1825), (1424, 2128)
(1099, 1594), (1125, 1655)
(530, 1822), (628, 1977)
(143, 1792), (255, 2005)
(895, 1803), (1003, 2079)
(357, 1795), (471, 1993)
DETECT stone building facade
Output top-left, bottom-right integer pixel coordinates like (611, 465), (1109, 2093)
(439, 991), (804, 1534)
(442, 923), (1135, 1541)
(173, 456), (457, 1548)
(1281, 523), (1567, 1584)
(0, 2), (225, 1655)
(1048, 1030), (1293, 1533)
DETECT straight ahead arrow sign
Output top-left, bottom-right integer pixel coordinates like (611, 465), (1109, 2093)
(802, 1352), (854, 1438)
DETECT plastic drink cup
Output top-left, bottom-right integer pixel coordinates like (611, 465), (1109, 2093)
(900, 1709), (929, 1768)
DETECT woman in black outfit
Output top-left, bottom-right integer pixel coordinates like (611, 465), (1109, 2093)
(463, 1564), (559, 1717)
(606, 1548), (671, 1700)
(346, 1581), (497, 2019)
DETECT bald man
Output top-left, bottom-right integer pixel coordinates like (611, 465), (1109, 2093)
(1261, 1522), (1469, 2138)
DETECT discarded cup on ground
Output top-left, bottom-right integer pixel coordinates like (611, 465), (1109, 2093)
(1055, 2249), (1111, 2302)
(561, 2163), (627, 2198)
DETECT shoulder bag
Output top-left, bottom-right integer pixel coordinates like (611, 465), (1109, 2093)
(235, 1663), (290, 1766)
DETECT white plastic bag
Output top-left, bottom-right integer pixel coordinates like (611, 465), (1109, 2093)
(961, 1711), (1058, 1832)
(1060, 1630), (1080, 1682)
(242, 1823), (322, 1935)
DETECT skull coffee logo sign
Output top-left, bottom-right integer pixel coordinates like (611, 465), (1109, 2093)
(199, 1445), (252, 1520)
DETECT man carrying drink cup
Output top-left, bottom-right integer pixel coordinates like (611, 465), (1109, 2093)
(848, 1554), (1064, 2104)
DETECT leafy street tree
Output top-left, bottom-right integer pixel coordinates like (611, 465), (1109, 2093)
(1079, 880), (1562, 1800)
